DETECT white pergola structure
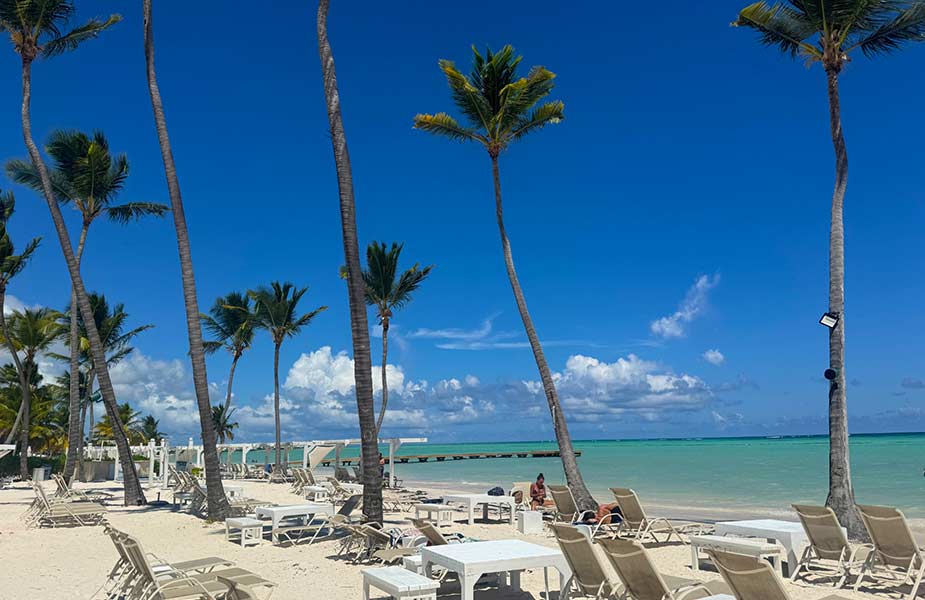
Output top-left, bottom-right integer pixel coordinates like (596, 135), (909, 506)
(0, 444), (14, 461)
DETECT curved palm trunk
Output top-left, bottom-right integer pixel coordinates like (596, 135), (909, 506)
(317, 0), (383, 524)
(143, 0), (227, 520)
(823, 68), (864, 540)
(272, 342), (282, 472)
(224, 352), (240, 414)
(0, 287), (30, 448)
(375, 318), (389, 434)
(19, 58), (146, 505)
(490, 153), (596, 511)
(63, 225), (89, 480)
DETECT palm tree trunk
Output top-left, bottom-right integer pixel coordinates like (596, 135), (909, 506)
(143, 0), (227, 520)
(822, 67), (864, 540)
(19, 56), (146, 505)
(63, 224), (89, 480)
(273, 342), (282, 472)
(224, 353), (240, 414)
(0, 286), (29, 448)
(75, 400), (87, 480)
(317, 0), (383, 524)
(375, 318), (389, 434)
(19, 354), (34, 478)
(490, 152), (596, 511)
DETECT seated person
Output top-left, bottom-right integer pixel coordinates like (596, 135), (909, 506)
(529, 473), (555, 510)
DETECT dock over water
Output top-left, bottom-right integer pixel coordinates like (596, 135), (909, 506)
(321, 449), (580, 466)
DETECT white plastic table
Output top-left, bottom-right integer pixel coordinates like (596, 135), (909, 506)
(714, 519), (819, 576)
(223, 484), (244, 498)
(443, 494), (516, 525)
(255, 502), (334, 543)
(422, 539), (570, 600)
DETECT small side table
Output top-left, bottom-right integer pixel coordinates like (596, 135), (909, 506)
(225, 517), (264, 547)
(403, 554), (424, 575)
(304, 485), (330, 502)
(414, 503), (454, 527)
(517, 510), (544, 535)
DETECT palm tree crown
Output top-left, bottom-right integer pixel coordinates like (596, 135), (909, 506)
(5, 308), (64, 368)
(0, 0), (120, 62)
(74, 294), (152, 369)
(249, 282), (328, 344)
(733, 1), (925, 70)
(0, 191), (40, 290)
(413, 45), (564, 158)
(362, 242), (433, 323)
(202, 292), (255, 358)
(6, 129), (168, 225)
(211, 404), (238, 444)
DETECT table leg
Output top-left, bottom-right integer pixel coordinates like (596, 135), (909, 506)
(468, 502), (474, 525)
(483, 503), (489, 523)
(461, 571), (477, 600)
(510, 570), (521, 591)
(691, 543), (700, 571)
(362, 581), (369, 600)
(272, 517), (279, 544)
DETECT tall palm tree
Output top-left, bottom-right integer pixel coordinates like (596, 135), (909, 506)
(142, 0), (227, 519)
(414, 45), (596, 510)
(6, 129), (168, 480)
(250, 282), (327, 473)
(3, 308), (65, 476)
(360, 242), (433, 433)
(139, 415), (165, 444)
(317, 0), (385, 524)
(0, 0), (145, 504)
(0, 191), (40, 446)
(732, 0), (925, 539)
(201, 292), (255, 413)
(211, 405), (238, 445)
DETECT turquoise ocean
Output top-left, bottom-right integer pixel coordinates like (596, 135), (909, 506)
(224, 433), (925, 519)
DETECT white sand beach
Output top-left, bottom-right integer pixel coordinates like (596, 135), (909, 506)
(0, 477), (909, 600)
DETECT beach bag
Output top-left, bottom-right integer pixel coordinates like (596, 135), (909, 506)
(487, 486), (504, 496)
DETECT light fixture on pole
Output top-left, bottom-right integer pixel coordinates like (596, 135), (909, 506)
(819, 312), (840, 329)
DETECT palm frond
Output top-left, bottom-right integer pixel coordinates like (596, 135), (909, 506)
(413, 113), (486, 144)
(439, 59), (493, 130)
(42, 14), (121, 57)
(496, 66), (557, 134)
(508, 101), (565, 142)
(4, 158), (75, 202)
(105, 201), (169, 223)
(202, 340), (224, 355)
(733, 1), (822, 58)
(849, 2), (925, 55)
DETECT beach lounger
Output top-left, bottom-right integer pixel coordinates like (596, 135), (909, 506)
(854, 504), (925, 599)
(341, 523), (418, 565)
(550, 523), (622, 599)
(275, 494), (362, 546)
(335, 465), (357, 483)
(600, 537), (727, 600)
(548, 484), (617, 537)
(791, 504), (869, 586)
(27, 483), (106, 528)
(215, 576), (261, 600)
(52, 473), (112, 502)
(708, 548), (846, 600)
(511, 481), (532, 511)
(610, 487), (707, 543)
(118, 532), (275, 599)
(410, 518), (467, 545)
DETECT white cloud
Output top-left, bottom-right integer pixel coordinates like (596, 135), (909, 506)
(650, 274), (720, 339)
(703, 349), (725, 366)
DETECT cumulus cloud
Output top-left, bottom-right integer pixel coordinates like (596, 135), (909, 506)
(650, 274), (720, 339)
(702, 349), (725, 366)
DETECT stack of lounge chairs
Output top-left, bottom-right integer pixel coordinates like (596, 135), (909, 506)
(171, 471), (271, 518)
(289, 467), (317, 495)
(337, 522), (419, 565)
(52, 473), (112, 503)
(274, 494), (363, 546)
(100, 525), (276, 599)
(24, 482), (107, 528)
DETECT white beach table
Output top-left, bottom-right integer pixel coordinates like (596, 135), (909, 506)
(255, 502), (335, 543)
(422, 539), (570, 600)
(715, 519), (820, 576)
(443, 493), (516, 525)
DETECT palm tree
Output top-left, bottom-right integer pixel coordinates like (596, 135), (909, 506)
(201, 292), (255, 413)
(732, 0), (925, 539)
(211, 405), (238, 445)
(359, 242), (433, 434)
(0, 191), (40, 447)
(139, 415), (165, 444)
(0, 0), (145, 505)
(317, 0), (385, 525)
(3, 308), (65, 476)
(249, 282), (327, 473)
(142, 0), (227, 519)
(95, 403), (144, 445)
(6, 129), (168, 480)
(413, 45), (596, 510)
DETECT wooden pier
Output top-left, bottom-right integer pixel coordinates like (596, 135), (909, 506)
(320, 449), (579, 467)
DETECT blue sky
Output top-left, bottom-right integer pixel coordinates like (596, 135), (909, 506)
(5, 1), (925, 443)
